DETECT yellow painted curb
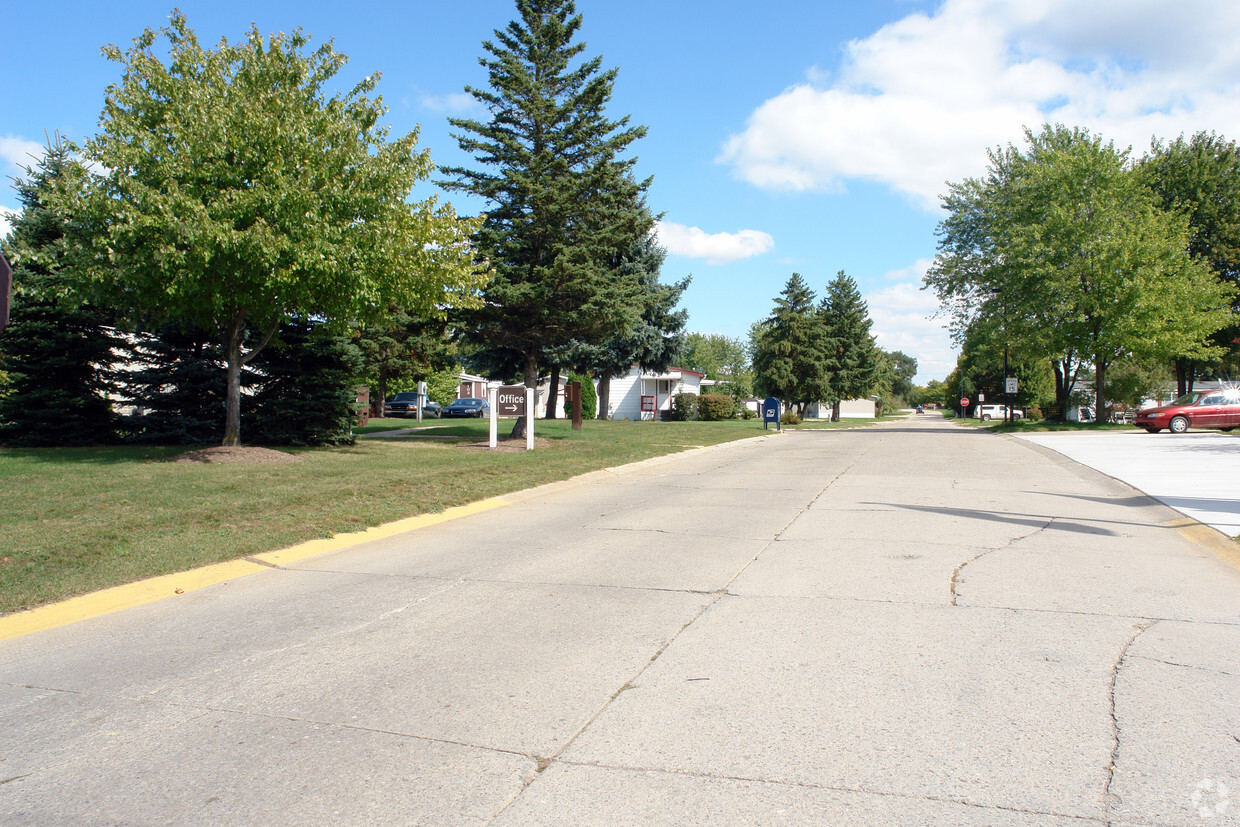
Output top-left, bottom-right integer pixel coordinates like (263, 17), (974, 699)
(1164, 517), (1240, 572)
(0, 497), (512, 643)
(0, 559), (264, 643)
(252, 498), (510, 567)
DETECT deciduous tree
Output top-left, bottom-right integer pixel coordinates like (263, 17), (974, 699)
(55, 12), (481, 445)
(926, 125), (1233, 422)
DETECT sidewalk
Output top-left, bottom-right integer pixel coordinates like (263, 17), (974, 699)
(1017, 429), (1240, 537)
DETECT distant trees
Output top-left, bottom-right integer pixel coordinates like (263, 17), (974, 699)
(752, 273), (827, 412)
(751, 271), (880, 415)
(53, 12), (481, 446)
(820, 271), (879, 420)
(926, 124), (1234, 422)
(443, 0), (666, 434)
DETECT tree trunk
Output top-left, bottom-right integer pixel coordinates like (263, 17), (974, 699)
(1175, 358), (1189, 398)
(831, 399), (840, 422)
(510, 351), (538, 439)
(546, 364), (560, 419)
(1094, 360), (1108, 425)
(223, 318), (244, 446)
(222, 315), (280, 446)
(597, 373), (611, 419)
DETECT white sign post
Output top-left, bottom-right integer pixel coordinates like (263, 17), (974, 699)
(487, 382), (500, 449)
(416, 380), (428, 424)
(525, 387), (535, 451)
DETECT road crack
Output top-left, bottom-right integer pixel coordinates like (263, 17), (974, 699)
(1103, 619), (1157, 823)
(950, 517), (1054, 605)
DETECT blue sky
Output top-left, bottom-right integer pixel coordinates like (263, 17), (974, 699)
(5, 1), (1240, 383)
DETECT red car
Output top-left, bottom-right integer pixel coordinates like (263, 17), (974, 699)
(1133, 390), (1240, 433)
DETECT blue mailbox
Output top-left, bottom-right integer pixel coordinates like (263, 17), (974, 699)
(762, 396), (781, 430)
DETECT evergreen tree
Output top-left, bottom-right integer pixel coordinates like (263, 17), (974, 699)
(820, 270), (879, 420)
(0, 137), (119, 446)
(355, 307), (455, 410)
(119, 321), (228, 444)
(441, 0), (649, 435)
(751, 273), (827, 413)
(567, 221), (689, 418)
(247, 320), (365, 446)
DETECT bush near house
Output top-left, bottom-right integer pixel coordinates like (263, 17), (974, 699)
(670, 391), (699, 421)
(698, 393), (736, 421)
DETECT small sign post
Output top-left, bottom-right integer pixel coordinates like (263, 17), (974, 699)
(417, 380), (428, 423)
(487, 382), (500, 449)
(763, 396), (781, 431)
(567, 380), (583, 430)
(525, 387), (535, 451)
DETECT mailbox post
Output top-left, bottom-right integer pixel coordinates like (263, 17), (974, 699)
(763, 396), (781, 431)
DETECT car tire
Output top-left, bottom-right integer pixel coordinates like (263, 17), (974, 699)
(980, 414), (990, 421)
(1143, 428), (1161, 434)
(1221, 427), (1235, 432)
(1169, 415), (1189, 434)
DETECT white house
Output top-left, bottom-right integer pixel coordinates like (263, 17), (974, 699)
(805, 398), (878, 419)
(599, 365), (705, 420)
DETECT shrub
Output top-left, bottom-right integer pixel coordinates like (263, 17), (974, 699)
(740, 406), (756, 420)
(670, 391), (699, 421)
(568, 373), (597, 419)
(698, 393), (736, 421)
(781, 410), (802, 426)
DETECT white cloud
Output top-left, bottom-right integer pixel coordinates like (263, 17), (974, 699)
(1, 135), (44, 180)
(720, 0), (1240, 211)
(656, 221), (774, 265)
(867, 278), (956, 384)
(418, 92), (481, 114)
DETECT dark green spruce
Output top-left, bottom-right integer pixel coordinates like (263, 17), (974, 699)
(441, 0), (652, 435)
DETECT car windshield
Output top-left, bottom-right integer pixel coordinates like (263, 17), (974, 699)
(393, 393), (418, 401)
(455, 399), (482, 407)
(1171, 392), (1206, 406)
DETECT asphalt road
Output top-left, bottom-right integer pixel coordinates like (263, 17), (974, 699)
(2, 416), (1238, 824)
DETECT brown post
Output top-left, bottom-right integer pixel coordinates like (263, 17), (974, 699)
(355, 385), (370, 427)
(570, 381), (583, 430)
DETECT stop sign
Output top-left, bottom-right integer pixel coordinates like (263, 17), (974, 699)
(960, 397), (970, 407)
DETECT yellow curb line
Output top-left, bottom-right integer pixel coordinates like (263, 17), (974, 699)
(1163, 517), (1240, 572)
(0, 498), (510, 643)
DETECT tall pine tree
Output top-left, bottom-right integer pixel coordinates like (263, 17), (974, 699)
(0, 137), (119, 446)
(820, 270), (879, 420)
(752, 273), (827, 413)
(442, 0), (649, 435)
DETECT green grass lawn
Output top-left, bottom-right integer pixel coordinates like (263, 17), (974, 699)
(0, 416), (886, 614)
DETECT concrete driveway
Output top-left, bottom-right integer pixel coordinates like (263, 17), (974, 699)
(1, 416), (1238, 824)
(1018, 429), (1240, 536)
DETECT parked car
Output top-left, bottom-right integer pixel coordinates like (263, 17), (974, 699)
(442, 397), (490, 418)
(383, 392), (441, 418)
(973, 404), (1023, 421)
(1133, 389), (1240, 433)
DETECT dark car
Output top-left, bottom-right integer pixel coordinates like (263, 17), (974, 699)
(383, 392), (441, 418)
(442, 397), (490, 418)
(1134, 389), (1240, 434)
